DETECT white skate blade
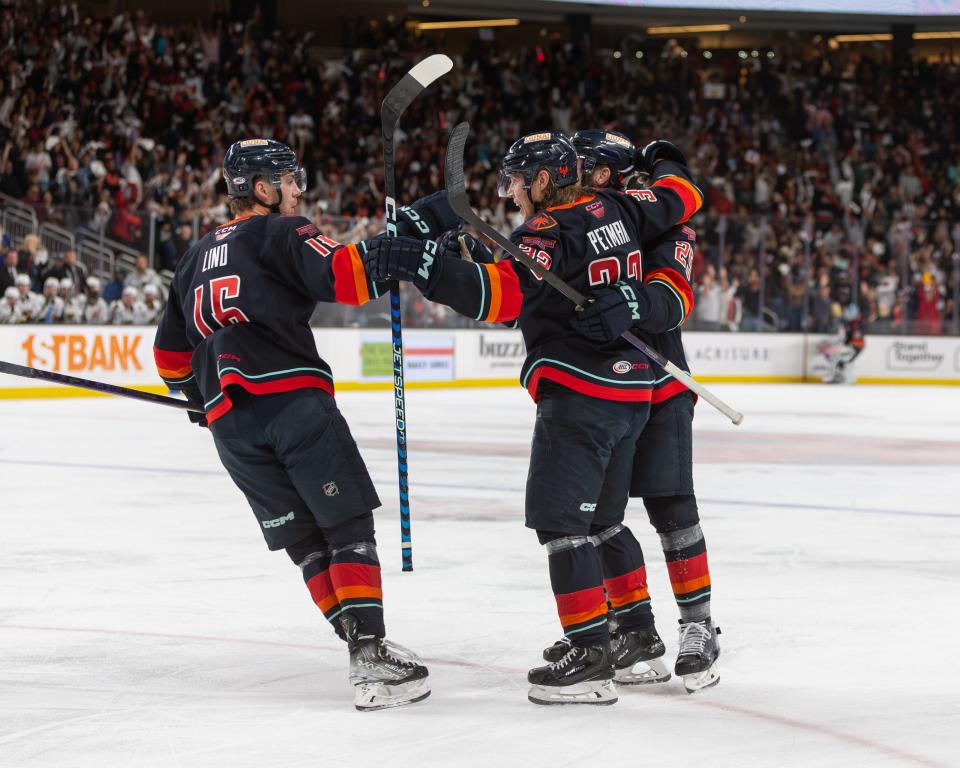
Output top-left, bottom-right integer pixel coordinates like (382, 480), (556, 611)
(528, 679), (618, 706)
(682, 660), (720, 694)
(614, 656), (672, 685)
(354, 677), (431, 711)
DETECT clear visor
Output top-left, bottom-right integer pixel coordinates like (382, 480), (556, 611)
(497, 170), (525, 198)
(273, 166), (307, 194)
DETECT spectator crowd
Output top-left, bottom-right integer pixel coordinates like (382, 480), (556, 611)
(0, 1), (957, 333)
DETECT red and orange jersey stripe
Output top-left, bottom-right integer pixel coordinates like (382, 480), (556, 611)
(154, 346), (193, 380)
(481, 261), (523, 322)
(331, 243), (371, 306)
(645, 266), (694, 320)
(546, 194), (596, 212)
(651, 175), (703, 222)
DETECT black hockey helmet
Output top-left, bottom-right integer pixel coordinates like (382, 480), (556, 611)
(497, 131), (578, 198)
(572, 129), (636, 189)
(222, 138), (306, 198)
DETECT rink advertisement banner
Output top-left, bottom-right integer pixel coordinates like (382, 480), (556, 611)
(1, 327), (959, 398)
(0, 326), (156, 388)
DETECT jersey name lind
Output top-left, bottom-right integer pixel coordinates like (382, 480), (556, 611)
(202, 244), (229, 273)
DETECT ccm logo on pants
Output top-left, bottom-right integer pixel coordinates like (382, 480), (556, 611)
(263, 511), (295, 529)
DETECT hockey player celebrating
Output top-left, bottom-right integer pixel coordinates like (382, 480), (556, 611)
(563, 128), (720, 693)
(152, 138), (449, 711)
(364, 131), (702, 705)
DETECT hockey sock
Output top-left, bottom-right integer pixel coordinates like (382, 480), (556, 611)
(540, 532), (609, 647)
(659, 523), (712, 622)
(645, 496), (712, 622)
(326, 512), (385, 638)
(592, 524), (654, 631)
(287, 530), (347, 641)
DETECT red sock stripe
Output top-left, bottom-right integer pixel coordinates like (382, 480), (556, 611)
(305, 570), (338, 614)
(555, 585), (607, 629)
(329, 562), (383, 602)
(666, 552), (711, 594)
(603, 566), (650, 608)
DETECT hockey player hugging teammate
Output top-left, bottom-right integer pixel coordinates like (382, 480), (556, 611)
(364, 131), (711, 705)
(153, 139), (459, 711)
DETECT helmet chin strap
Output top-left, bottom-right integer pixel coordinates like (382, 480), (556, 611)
(252, 186), (282, 214)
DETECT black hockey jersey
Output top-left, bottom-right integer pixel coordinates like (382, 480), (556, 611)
(154, 213), (385, 424)
(626, 222), (696, 406)
(422, 161), (702, 402)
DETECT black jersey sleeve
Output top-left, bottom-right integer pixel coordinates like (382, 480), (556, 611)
(633, 224), (696, 333)
(153, 282), (204, 404)
(420, 250), (524, 323)
(267, 216), (387, 305)
(619, 161), (703, 243)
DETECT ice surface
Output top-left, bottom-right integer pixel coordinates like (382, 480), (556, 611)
(0, 384), (957, 768)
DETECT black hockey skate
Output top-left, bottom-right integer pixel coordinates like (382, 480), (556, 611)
(340, 615), (430, 711)
(528, 643), (617, 706)
(610, 627), (671, 685)
(542, 608), (619, 662)
(675, 617), (721, 694)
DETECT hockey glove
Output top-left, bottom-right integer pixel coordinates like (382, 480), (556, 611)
(396, 190), (462, 240)
(437, 231), (496, 264)
(637, 139), (687, 175)
(362, 235), (439, 292)
(571, 281), (651, 344)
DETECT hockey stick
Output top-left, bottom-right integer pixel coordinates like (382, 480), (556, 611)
(444, 122), (745, 426)
(381, 54), (454, 572)
(0, 360), (204, 413)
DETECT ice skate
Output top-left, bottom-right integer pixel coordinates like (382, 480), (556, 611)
(675, 618), (721, 694)
(611, 627), (671, 684)
(342, 615), (430, 711)
(542, 606), (617, 662)
(528, 643), (617, 706)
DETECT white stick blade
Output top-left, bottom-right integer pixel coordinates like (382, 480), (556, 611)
(409, 54), (453, 87)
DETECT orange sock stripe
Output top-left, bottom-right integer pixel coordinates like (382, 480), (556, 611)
(306, 572), (338, 614)
(333, 585), (383, 602)
(559, 603), (608, 629)
(608, 587), (650, 608)
(671, 575), (712, 595)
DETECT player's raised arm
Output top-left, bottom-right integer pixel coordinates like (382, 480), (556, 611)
(619, 140), (703, 242)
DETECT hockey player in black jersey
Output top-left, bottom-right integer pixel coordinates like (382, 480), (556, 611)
(364, 131), (703, 705)
(562, 129), (719, 693)
(153, 139), (456, 711)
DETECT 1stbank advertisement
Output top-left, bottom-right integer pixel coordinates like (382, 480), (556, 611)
(2, 326), (156, 387)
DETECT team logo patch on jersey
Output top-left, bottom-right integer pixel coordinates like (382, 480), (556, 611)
(214, 225), (237, 241)
(528, 212), (558, 231)
(296, 223), (320, 238)
(612, 361), (632, 374)
(520, 235), (557, 251)
(586, 200), (605, 219)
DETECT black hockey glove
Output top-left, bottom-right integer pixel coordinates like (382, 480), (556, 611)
(636, 139), (687, 175)
(187, 409), (208, 429)
(571, 281), (651, 344)
(362, 235), (439, 292)
(395, 190), (462, 240)
(437, 231), (496, 264)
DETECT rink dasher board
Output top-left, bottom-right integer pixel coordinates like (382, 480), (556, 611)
(0, 326), (957, 399)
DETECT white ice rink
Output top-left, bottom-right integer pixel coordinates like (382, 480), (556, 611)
(1, 383), (958, 768)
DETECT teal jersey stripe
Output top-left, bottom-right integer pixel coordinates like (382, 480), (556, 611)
(521, 357), (657, 389)
(217, 365), (333, 381)
(565, 617), (610, 636)
(648, 278), (687, 330)
(473, 261), (486, 321)
(204, 391), (225, 409)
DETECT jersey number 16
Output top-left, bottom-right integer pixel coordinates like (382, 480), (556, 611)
(193, 275), (250, 338)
